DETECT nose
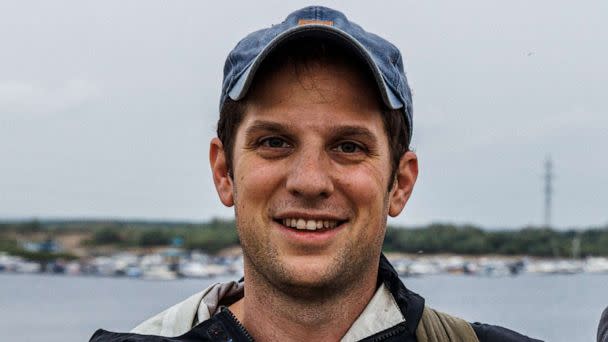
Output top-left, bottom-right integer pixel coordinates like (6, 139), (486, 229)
(285, 146), (334, 200)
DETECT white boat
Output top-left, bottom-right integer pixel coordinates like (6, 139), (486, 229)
(407, 260), (442, 276)
(15, 261), (41, 273)
(525, 259), (584, 275)
(584, 257), (608, 273)
(142, 265), (177, 280)
(179, 262), (228, 278)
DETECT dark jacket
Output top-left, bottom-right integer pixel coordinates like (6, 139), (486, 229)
(90, 255), (542, 342)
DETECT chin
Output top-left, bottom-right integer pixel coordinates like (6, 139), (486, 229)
(274, 273), (342, 299)
(266, 253), (355, 297)
(286, 260), (336, 285)
(242, 237), (380, 297)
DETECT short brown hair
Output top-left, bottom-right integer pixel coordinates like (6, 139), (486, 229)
(216, 38), (410, 190)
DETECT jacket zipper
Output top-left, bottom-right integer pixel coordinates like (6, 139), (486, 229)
(364, 323), (407, 342)
(224, 307), (255, 342)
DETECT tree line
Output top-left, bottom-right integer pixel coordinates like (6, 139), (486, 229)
(383, 223), (608, 257)
(1, 219), (608, 258)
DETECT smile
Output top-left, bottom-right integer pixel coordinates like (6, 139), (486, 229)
(281, 218), (340, 231)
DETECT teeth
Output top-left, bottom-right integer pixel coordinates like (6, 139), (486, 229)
(297, 219), (306, 229)
(306, 220), (316, 230)
(280, 218), (340, 231)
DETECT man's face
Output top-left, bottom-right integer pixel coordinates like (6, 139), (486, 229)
(211, 59), (417, 294)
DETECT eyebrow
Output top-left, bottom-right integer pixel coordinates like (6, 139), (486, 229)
(330, 126), (378, 143)
(244, 120), (379, 143)
(244, 121), (292, 139)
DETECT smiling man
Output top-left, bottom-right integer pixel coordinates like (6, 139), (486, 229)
(91, 6), (541, 342)
(209, 38), (415, 341)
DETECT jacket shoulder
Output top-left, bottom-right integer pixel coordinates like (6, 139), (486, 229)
(471, 322), (544, 342)
(130, 289), (209, 336)
(416, 306), (544, 342)
(416, 306), (479, 342)
(130, 280), (244, 336)
(90, 310), (249, 342)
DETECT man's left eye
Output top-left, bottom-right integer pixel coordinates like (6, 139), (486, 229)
(260, 137), (289, 148)
(336, 142), (362, 153)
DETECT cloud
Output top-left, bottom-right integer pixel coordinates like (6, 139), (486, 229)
(0, 79), (101, 118)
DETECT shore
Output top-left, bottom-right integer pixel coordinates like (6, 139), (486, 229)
(2, 248), (608, 280)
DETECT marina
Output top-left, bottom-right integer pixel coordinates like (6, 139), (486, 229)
(2, 249), (608, 279)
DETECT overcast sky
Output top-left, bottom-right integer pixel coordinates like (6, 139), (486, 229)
(1, 0), (606, 229)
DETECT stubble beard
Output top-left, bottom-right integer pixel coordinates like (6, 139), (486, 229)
(234, 194), (390, 303)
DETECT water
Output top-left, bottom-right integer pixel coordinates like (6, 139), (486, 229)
(1, 273), (606, 342)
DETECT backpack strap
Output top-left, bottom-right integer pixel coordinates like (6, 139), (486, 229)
(415, 306), (479, 342)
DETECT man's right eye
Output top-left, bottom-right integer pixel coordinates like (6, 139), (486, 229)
(260, 137), (289, 148)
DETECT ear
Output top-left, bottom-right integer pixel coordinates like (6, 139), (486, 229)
(209, 137), (234, 207)
(388, 151), (418, 217)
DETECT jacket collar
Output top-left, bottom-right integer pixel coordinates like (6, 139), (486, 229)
(131, 253), (426, 339)
(378, 253), (425, 335)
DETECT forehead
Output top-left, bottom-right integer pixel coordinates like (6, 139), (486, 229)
(237, 59), (386, 137)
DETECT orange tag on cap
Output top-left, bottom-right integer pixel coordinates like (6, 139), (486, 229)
(298, 19), (333, 26)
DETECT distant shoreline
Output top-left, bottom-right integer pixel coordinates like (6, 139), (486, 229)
(2, 219), (608, 259)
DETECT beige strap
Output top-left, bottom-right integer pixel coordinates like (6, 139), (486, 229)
(415, 306), (479, 342)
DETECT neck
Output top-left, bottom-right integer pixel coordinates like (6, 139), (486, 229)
(229, 260), (379, 342)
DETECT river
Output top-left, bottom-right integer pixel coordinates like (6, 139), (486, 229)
(1, 273), (606, 341)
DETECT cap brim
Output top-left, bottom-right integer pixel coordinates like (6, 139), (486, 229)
(227, 24), (403, 110)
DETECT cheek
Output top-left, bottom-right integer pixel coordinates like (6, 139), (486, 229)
(337, 163), (390, 249)
(336, 162), (389, 213)
(234, 158), (284, 203)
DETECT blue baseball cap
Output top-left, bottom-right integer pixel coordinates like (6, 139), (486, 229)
(220, 6), (413, 143)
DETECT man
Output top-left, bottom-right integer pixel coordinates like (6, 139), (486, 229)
(599, 307), (608, 342)
(91, 6), (541, 342)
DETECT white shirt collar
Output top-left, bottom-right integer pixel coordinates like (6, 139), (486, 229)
(340, 283), (406, 342)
